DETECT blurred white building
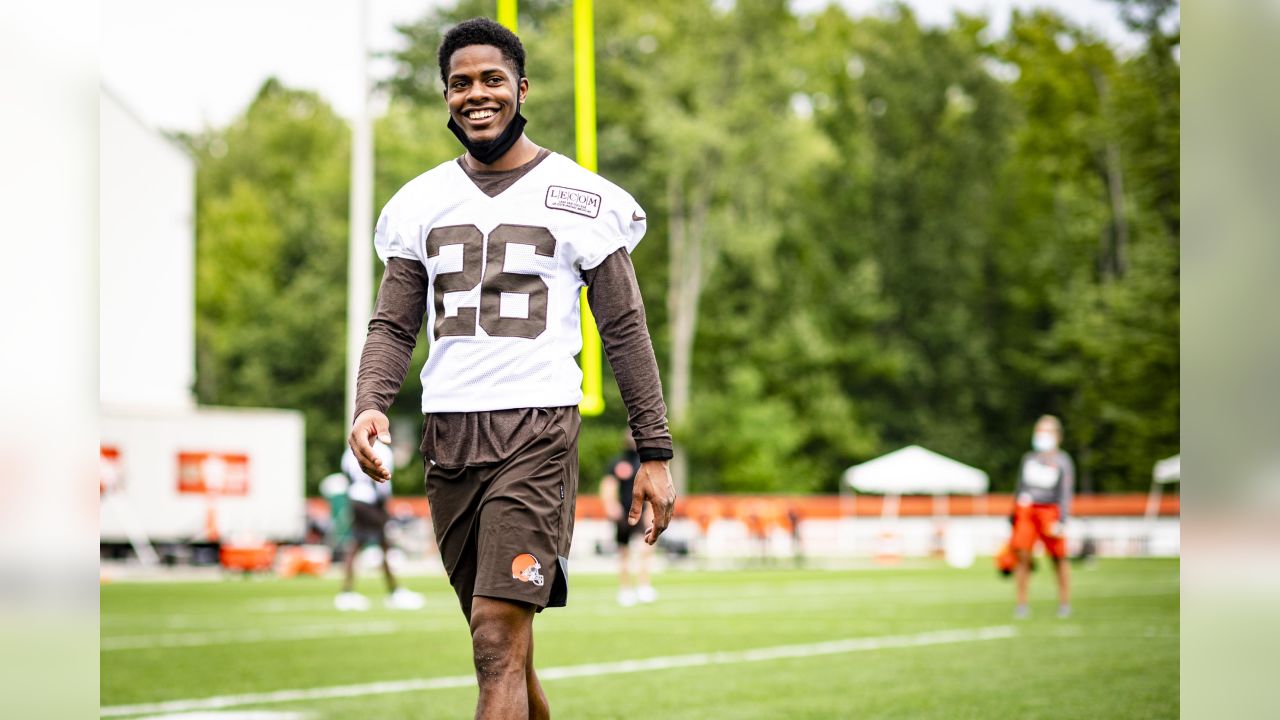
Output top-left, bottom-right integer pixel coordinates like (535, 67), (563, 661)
(100, 89), (304, 550)
(100, 87), (196, 411)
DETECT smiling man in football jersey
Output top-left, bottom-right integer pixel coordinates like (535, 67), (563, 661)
(347, 17), (676, 720)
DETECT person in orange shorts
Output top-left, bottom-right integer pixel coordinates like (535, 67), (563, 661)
(1012, 415), (1074, 619)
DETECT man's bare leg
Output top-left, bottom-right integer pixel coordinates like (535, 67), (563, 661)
(379, 537), (398, 592)
(342, 539), (358, 592)
(1053, 556), (1071, 616)
(637, 540), (651, 589)
(470, 596), (535, 720)
(618, 543), (632, 590)
(526, 631), (549, 720)
(1013, 550), (1031, 618)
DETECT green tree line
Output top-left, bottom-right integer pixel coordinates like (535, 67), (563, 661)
(184, 0), (1178, 496)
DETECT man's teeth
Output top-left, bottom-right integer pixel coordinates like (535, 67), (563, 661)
(467, 109), (496, 120)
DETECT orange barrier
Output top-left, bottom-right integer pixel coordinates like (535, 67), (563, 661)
(219, 543), (277, 573)
(276, 545), (332, 578)
(306, 493), (1178, 523)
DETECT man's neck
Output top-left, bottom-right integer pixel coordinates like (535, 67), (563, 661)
(465, 135), (541, 172)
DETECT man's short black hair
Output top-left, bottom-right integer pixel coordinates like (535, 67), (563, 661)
(438, 18), (527, 86)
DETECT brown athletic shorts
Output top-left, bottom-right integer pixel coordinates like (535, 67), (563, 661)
(422, 406), (580, 619)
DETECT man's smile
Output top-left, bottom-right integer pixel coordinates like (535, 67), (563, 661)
(462, 106), (502, 129)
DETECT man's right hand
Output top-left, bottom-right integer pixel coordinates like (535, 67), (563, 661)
(349, 409), (392, 482)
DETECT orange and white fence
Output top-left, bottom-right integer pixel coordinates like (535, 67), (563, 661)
(306, 493), (1180, 562)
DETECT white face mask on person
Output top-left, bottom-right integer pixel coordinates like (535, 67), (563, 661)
(1032, 432), (1058, 452)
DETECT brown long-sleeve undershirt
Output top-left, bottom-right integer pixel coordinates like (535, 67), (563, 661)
(581, 251), (672, 457)
(354, 249), (673, 468)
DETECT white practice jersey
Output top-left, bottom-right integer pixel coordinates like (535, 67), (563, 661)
(374, 152), (647, 413)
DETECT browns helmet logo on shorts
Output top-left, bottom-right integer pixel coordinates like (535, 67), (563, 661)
(511, 553), (544, 586)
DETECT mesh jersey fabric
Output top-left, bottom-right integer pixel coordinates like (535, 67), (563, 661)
(374, 152), (647, 414)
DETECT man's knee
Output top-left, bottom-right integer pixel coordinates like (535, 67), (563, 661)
(470, 600), (530, 684)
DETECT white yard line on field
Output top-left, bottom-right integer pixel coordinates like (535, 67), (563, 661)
(101, 621), (412, 651)
(135, 707), (314, 712)
(100, 625), (1016, 717)
(570, 585), (1181, 618)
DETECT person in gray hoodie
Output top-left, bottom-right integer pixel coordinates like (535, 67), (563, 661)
(1011, 415), (1074, 619)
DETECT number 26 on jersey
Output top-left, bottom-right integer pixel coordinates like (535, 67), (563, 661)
(425, 223), (558, 341)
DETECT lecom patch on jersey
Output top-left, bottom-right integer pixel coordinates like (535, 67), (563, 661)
(545, 186), (602, 218)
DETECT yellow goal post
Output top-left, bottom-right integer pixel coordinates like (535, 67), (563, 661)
(498, 0), (605, 416)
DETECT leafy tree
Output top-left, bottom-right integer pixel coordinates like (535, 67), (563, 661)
(787, 6), (1025, 486)
(375, 0), (1180, 493)
(185, 0), (1178, 496)
(186, 79), (350, 494)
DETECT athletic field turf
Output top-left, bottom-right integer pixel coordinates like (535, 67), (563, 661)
(101, 558), (1178, 718)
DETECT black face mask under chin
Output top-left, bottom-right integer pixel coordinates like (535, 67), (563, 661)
(448, 107), (527, 166)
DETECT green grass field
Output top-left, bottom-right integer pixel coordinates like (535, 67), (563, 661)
(101, 558), (1178, 719)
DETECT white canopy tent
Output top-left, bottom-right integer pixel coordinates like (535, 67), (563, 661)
(1146, 454), (1180, 522)
(841, 445), (990, 519)
(839, 446), (990, 566)
(845, 445), (989, 494)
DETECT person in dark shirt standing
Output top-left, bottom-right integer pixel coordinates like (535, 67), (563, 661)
(335, 443), (425, 611)
(599, 434), (657, 606)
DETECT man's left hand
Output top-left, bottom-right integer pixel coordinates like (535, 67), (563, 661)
(629, 460), (676, 545)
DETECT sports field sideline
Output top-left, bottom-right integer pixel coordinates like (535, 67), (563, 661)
(101, 559), (1178, 719)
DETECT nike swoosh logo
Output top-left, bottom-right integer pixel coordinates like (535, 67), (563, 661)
(632, 212), (646, 222)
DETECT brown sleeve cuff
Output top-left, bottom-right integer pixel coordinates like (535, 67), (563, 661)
(353, 258), (428, 423)
(583, 249), (674, 455)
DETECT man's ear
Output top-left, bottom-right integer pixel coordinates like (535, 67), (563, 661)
(518, 77), (529, 104)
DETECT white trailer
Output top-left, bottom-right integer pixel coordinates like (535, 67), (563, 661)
(100, 406), (306, 545)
